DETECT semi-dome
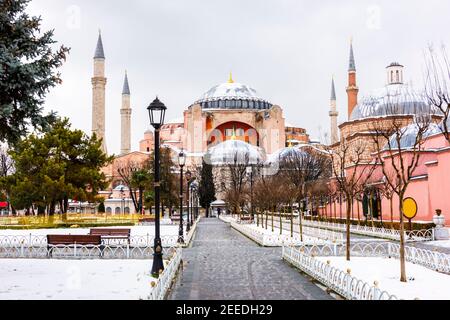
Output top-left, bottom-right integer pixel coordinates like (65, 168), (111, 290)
(205, 140), (266, 166)
(194, 75), (272, 110)
(350, 84), (439, 121)
(384, 122), (441, 150)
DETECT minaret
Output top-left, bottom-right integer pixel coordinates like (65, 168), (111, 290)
(346, 39), (359, 119)
(120, 71), (132, 155)
(329, 77), (339, 144)
(92, 31), (107, 154)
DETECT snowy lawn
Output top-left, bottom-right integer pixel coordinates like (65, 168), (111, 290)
(316, 256), (450, 300)
(424, 239), (450, 249)
(0, 259), (156, 300)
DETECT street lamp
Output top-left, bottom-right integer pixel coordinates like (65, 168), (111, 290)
(147, 97), (167, 277)
(177, 150), (186, 244)
(185, 170), (192, 232)
(246, 166), (254, 222)
(190, 180), (199, 220)
(120, 186), (125, 215)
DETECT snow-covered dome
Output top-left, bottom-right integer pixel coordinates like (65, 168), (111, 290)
(194, 76), (272, 110)
(205, 140), (266, 166)
(384, 122), (441, 150)
(266, 147), (308, 165)
(350, 84), (439, 121)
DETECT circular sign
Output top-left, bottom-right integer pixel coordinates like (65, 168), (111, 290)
(403, 198), (418, 220)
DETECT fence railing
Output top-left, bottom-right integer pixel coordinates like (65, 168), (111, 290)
(0, 242), (178, 260)
(231, 221), (332, 247)
(149, 247), (183, 300)
(286, 242), (450, 275)
(270, 219), (344, 243)
(300, 219), (434, 242)
(282, 245), (398, 300)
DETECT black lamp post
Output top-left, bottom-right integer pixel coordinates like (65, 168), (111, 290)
(185, 170), (192, 232)
(147, 97), (167, 277)
(189, 178), (197, 226)
(191, 180), (199, 220)
(178, 150), (186, 244)
(120, 187), (125, 214)
(246, 166), (254, 222)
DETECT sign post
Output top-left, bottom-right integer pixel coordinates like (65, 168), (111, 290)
(403, 197), (418, 237)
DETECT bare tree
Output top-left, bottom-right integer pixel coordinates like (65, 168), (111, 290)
(277, 146), (332, 241)
(424, 45), (450, 142)
(327, 139), (374, 261)
(117, 160), (147, 213)
(370, 112), (431, 282)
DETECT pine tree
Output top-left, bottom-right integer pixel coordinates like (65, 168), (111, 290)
(0, 0), (70, 144)
(199, 158), (216, 217)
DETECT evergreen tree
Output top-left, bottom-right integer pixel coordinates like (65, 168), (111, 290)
(9, 118), (112, 214)
(199, 158), (216, 217)
(0, 0), (70, 144)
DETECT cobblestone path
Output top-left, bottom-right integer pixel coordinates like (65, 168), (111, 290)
(168, 218), (332, 300)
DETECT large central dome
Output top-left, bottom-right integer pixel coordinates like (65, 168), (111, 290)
(194, 75), (272, 110)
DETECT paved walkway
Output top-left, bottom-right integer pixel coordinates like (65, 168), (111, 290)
(168, 218), (332, 300)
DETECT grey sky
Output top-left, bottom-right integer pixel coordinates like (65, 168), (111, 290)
(27, 0), (450, 154)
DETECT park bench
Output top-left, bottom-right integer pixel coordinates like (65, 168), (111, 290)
(89, 228), (131, 244)
(46, 234), (103, 257)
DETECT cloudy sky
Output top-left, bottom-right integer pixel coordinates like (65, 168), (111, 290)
(27, 0), (450, 154)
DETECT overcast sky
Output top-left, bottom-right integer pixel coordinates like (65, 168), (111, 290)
(27, 0), (450, 154)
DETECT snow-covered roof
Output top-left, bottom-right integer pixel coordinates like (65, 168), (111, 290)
(194, 78), (272, 110)
(384, 122), (441, 150)
(350, 83), (439, 121)
(205, 140), (266, 166)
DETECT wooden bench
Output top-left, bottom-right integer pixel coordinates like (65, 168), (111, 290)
(89, 228), (131, 244)
(47, 235), (103, 257)
(139, 217), (155, 225)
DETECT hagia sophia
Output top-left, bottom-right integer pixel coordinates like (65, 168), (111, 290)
(90, 32), (450, 224)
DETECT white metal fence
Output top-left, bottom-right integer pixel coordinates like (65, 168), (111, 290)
(301, 219), (434, 242)
(282, 245), (398, 300)
(149, 246), (183, 300)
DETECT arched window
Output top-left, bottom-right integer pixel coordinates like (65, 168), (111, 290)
(115, 207), (121, 215)
(106, 207), (112, 214)
(396, 70), (399, 83)
(391, 71), (394, 83)
(124, 207), (130, 214)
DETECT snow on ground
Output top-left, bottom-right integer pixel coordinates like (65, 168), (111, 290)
(241, 223), (327, 244)
(0, 259), (155, 300)
(316, 256), (450, 300)
(423, 239), (450, 249)
(0, 225), (184, 237)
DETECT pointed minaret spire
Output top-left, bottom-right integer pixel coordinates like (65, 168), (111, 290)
(349, 37), (356, 71)
(120, 70), (132, 155)
(346, 38), (359, 119)
(329, 76), (339, 145)
(92, 30), (107, 154)
(94, 30), (105, 59)
(331, 76), (336, 101)
(122, 71), (130, 95)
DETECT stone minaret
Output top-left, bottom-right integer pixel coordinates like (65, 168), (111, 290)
(346, 39), (359, 119)
(92, 31), (107, 154)
(120, 71), (132, 155)
(329, 77), (339, 144)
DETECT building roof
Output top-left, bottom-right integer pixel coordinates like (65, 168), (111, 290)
(94, 32), (105, 59)
(205, 140), (266, 166)
(384, 122), (441, 150)
(194, 76), (272, 110)
(350, 83), (439, 121)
